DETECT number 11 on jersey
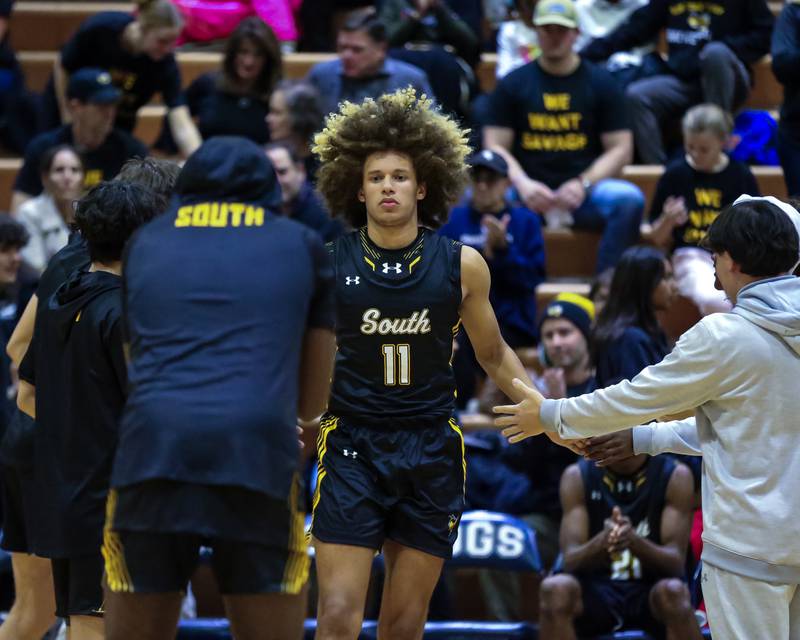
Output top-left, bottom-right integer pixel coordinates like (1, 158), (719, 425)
(383, 344), (411, 386)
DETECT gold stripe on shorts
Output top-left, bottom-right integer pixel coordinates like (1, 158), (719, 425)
(101, 489), (134, 593)
(449, 417), (467, 496)
(310, 416), (339, 525)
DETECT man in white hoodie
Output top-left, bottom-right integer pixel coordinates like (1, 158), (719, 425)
(494, 194), (800, 639)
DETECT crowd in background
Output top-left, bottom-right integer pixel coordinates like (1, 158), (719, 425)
(0, 0), (796, 636)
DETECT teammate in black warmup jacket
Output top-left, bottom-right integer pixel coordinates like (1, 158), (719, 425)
(17, 182), (163, 640)
(3, 158), (179, 640)
(310, 88), (573, 640)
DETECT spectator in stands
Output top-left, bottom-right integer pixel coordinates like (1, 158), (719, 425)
(440, 149), (546, 348)
(500, 295), (597, 563)
(267, 80), (326, 181)
(574, 0), (666, 89)
(496, 0), (540, 79)
(173, 0), (300, 52)
(45, 0), (201, 157)
(16, 145), (84, 273)
(305, 9), (433, 119)
(156, 17), (282, 153)
(497, 0), (666, 87)
(0, 215), (31, 424)
(593, 246), (676, 387)
(772, 2), (800, 197)
(644, 104), (759, 315)
(379, 0), (480, 64)
(12, 69), (148, 213)
(0, 0), (39, 155)
(581, 0), (773, 164)
(539, 454), (702, 639)
(264, 141), (345, 241)
(439, 149), (545, 405)
(485, 0), (644, 274)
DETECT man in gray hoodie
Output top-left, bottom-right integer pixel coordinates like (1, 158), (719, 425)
(495, 194), (800, 639)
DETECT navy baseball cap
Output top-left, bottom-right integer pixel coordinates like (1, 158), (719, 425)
(176, 136), (283, 210)
(67, 68), (121, 104)
(468, 149), (509, 177)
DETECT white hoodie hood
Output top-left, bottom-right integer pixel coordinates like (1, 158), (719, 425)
(734, 276), (800, 356)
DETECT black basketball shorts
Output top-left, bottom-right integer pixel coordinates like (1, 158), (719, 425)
(310, 413), (466, 559)
(102, 484), (309, 596)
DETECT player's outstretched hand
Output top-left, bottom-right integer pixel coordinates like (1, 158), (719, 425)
(545, 431), (589, 455)
(494, 378), (546, 443)
(582, 430), (634, 466)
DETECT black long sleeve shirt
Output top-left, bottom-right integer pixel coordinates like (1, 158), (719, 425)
(581, 0), (773, 80)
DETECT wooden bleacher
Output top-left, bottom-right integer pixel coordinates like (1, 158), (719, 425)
(16, 50), (785, 110)
(2, 2), (791, 221)
(7, 1), (786, 52)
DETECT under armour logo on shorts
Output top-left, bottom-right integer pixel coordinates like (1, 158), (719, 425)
(382, 262), (402, 274)
(345, 276), (360, 285)
(343, 449), (358, 459)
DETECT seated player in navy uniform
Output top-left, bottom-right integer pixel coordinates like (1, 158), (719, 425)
(310, 88), (575, 640)
(539, 453), (702, 639)
(103, 137), (336, 640)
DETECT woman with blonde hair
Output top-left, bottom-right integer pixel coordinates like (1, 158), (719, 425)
(45, 0), (201, 156)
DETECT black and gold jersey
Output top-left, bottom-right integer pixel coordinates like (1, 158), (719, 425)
(328, 227), (462, 426)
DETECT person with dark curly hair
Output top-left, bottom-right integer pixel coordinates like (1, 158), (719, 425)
(310, 88), (570, 640)
(16, 181), (164, 640)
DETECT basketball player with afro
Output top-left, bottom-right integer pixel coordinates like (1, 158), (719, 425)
(310, 88), (571, 639)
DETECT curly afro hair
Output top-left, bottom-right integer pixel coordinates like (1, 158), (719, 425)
(313, 88), (471, 228)
(75, 181), (163, 264)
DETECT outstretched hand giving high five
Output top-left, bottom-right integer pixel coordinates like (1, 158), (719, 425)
(493, 377), (547, 442)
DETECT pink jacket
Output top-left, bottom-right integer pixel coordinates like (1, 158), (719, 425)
(173, 0), (301, 43)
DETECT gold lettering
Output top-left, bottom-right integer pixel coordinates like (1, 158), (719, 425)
(542, 93), (571, 110)
(83, 170), (103, 187)
(229, 203), (245, 226)
(191, 203), (210, 227)
(245, 206), (264, 226)
(521, 132), (588, 151)
(694, 188), (722, 208)
(210, 202), (228, 227)
(175, 205), (193, 227)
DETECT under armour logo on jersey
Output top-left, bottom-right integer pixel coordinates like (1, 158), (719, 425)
(382, 262), (402, 274)
(343, 449), (358, 459)
(591, 490), (602, 501)
(345, 276), (360, 285)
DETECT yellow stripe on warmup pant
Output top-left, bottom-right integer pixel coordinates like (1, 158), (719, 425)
(282, 473), (310, 594)
(101, 489), (134, 593)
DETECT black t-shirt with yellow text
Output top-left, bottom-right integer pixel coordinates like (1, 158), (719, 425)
(648, 158), (760, 249)
(58, 12), (185, 132)
(13, 125), (148, 196)
(487, 59), (629, 190)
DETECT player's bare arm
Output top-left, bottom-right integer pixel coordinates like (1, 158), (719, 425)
(297, 327), (336, 422)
